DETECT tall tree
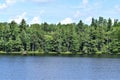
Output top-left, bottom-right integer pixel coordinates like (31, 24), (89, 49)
(107, 18), (112, 31)
(19, 19), (27, 32)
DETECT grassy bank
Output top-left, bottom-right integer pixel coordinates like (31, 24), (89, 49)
(0, 51), (120, 58)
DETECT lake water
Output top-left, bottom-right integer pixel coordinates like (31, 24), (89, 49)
(0, 56), (120, 80)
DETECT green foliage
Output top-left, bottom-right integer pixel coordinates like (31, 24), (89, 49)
(0, 17), (120, 55)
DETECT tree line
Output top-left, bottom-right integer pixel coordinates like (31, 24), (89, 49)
(0, 17), (120, 55)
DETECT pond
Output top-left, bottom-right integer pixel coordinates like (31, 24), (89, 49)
(0, 56), (120, 80)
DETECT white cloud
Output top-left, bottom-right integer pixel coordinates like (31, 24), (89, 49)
(84, 16), (92, 24)
(80, 0), (89, 8)
(4, 0), (54, 4)
(0, 0), (17, 9)
(0, 3), (7, 9)
(115, 5), (120, 12)
(6, 0), (16, 5)
(112, 18), (115, 24)
(60, 18), (73, 24)
(9, 12), (27, 24)
(82, 0), (88, 6)
(31, 0), (53, 3)
(72, 0), (88, 9)
(31, 16), (41, 24)
(74, 10), (82, 19)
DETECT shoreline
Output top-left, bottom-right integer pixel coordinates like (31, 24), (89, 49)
(0, 52), (120, 58)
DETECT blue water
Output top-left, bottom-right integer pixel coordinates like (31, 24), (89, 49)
(0, 56), (120, 80)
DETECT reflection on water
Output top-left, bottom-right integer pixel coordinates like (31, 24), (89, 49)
(0, 56), (120, 80)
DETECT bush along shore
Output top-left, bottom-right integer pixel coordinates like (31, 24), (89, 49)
(0, 17), (120, 57)
(0, 51), (120, 58)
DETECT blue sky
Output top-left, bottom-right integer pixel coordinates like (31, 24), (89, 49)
(0, 0), (120, 24)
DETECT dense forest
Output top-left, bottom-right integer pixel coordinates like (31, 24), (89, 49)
(0, 17), (120, 55)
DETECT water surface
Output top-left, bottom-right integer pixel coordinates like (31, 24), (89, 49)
(0, 56), (120, 80)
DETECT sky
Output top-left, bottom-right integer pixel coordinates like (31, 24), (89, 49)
(0, 0), (120, 24)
